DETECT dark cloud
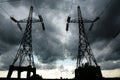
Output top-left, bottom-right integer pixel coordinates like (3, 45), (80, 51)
(88, 0), (120, 43)
(90, 0), (120, 65)
(32, 21), (66, 63)
(97, 36), (120, 63)
(0, 48), (17, 70)
(0, 14), (21, 45)
(0, 0), (120, 70)
(35, 62), (57, 70)
(99, 60), (120, 70)
(0, 13), (22, 56)
(8, 0), (63, 10)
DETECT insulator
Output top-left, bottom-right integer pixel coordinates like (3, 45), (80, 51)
(10, 16), (18, 22)
(41, 22), (45, 31)
(94, 17), (100, 22)
(67, 16), (71, 23)
(66, 23), (69, 31)
(78, 6), (80, 9)
(17, 23), (22, 31)
(31, 6), (33, 9)
(89, 23), (94, 31)
(38, 15), (43, 22)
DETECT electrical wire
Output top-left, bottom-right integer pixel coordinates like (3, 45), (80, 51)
(0, 6), (10, 16)
(0, 6), (14, 27)
(69, 0), (74, 16)
(98, 0), (112, 17)
(31, 0), (40, 15)
(0, 6), (22, 43)
(0, 0), (22, 3)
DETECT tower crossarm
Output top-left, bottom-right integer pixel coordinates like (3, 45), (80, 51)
(12, 15), (44, 23)
(67, 17), (99, 24)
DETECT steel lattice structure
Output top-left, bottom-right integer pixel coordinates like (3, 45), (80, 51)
(10, 6), (45, 67)
(7, 6), (45, 79)
(66, 6), (99, 68)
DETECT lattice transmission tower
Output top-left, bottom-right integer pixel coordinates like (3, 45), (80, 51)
(7, 6), (45, 79)
(66, 5), (102, 79)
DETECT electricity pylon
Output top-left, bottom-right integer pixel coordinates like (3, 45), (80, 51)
(66, 5), (102, 79)
(7, 6), (45, 79)
(66, 5), (99, 67)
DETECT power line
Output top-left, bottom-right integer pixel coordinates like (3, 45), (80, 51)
(0, 0), (22, 3)
(98, 0), (112, 17)
(69, 0), (74, 16)
(31, 0), (40, 15)
(0, 6), (10, 17)
(0, 5), (18, 31)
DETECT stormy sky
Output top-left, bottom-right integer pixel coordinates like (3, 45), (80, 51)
(0, 0), (120, 71)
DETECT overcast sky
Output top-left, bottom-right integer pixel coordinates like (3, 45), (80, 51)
(0, 0), (120, 74)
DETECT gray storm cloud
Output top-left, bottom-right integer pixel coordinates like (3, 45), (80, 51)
(0, 0), (120, 70)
